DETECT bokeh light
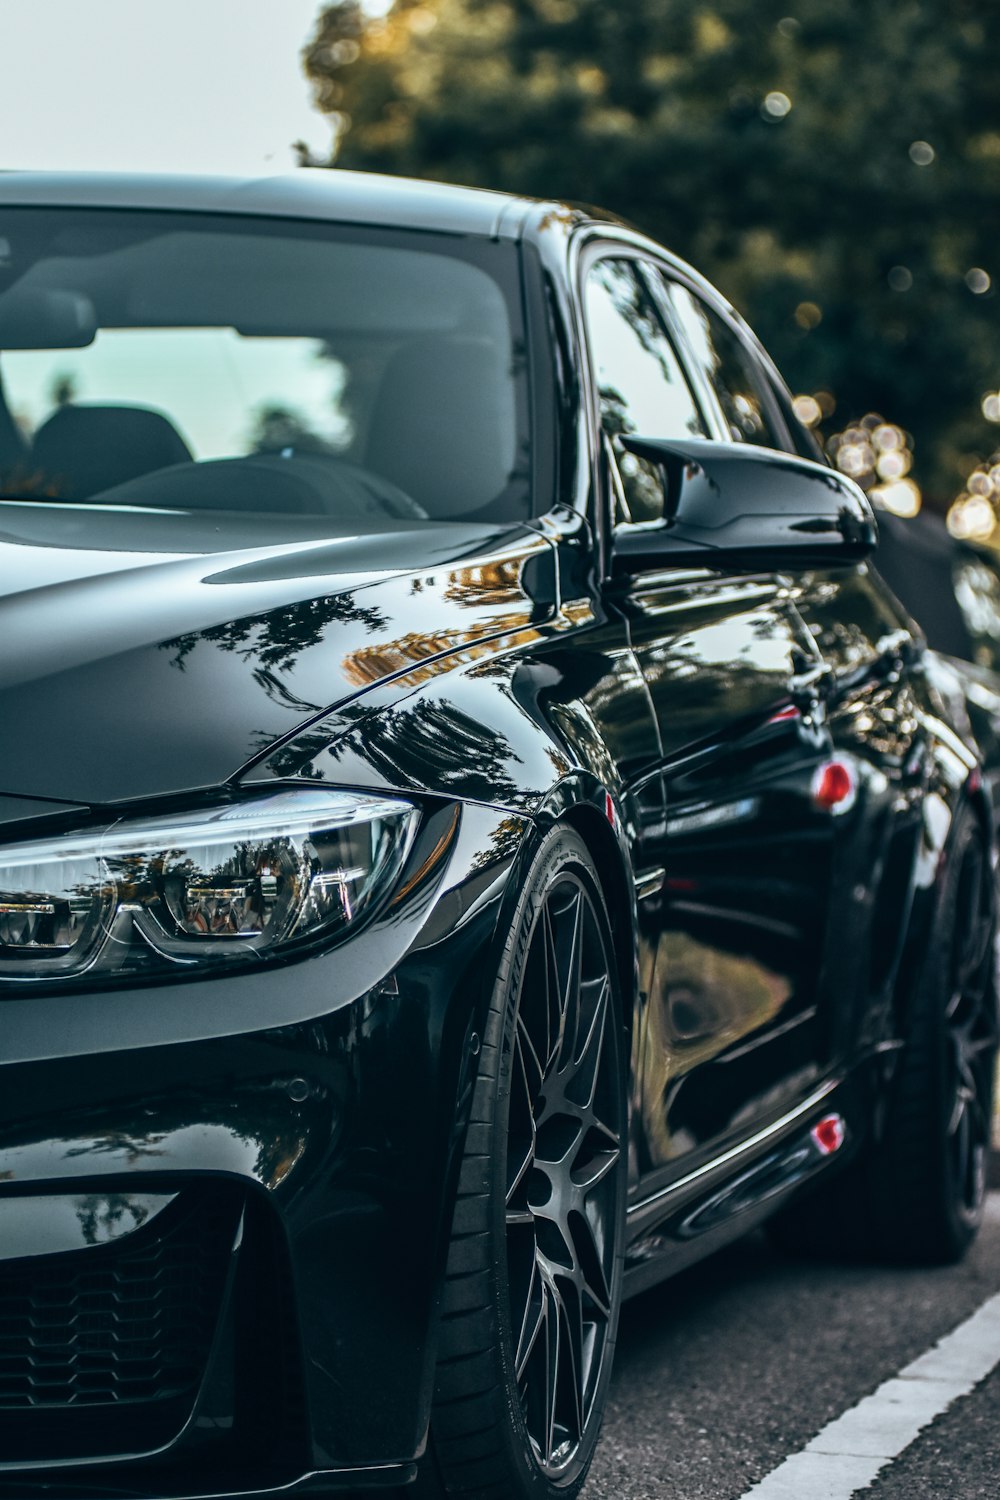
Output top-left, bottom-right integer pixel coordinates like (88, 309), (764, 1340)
(874, 478), (921, 518)
(762, 91), (792, 119)
(909, 140), (935, 166)
(948, 451), (1000, 543)
(827, 413), (921, 516)
(792, 393), (822, 427)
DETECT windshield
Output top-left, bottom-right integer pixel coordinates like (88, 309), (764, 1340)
(0, 208), (530, 529)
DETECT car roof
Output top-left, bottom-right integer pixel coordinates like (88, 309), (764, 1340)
(0, 167), (538, 240)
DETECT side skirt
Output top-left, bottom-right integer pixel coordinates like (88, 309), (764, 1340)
(623, 1078), (859, 1300)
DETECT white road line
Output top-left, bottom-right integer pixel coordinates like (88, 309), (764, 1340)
(739, 1203), (1000, 1500)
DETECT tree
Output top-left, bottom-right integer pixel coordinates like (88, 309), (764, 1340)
(303, 0), (1000, 508)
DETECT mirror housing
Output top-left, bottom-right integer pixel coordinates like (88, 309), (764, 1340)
(611, 437), (878, 575)
(0, 288), (97, 349)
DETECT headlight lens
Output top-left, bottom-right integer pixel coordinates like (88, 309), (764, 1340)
(0, 789), (417, 984)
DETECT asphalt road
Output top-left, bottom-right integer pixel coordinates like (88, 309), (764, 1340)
(583, 1192), (1000, 1499)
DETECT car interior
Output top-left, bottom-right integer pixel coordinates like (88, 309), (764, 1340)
(0, 214), (529, 525)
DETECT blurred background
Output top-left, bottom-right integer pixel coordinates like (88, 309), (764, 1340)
(300, 1), (1000, 531)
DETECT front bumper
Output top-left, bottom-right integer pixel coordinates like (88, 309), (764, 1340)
(0, 799), (525, 1496)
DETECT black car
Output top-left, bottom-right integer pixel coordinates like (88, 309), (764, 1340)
(0, 171), (996, 1500)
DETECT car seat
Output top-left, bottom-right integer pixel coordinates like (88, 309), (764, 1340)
(32, 404), (193, 499)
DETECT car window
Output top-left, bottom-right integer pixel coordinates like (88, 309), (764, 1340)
(584, 258), (706, 523)
(666, 283), (785, 450)
(0, 208), (530, 527)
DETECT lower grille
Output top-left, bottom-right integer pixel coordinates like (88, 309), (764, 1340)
(0, 1186), (240, 1462)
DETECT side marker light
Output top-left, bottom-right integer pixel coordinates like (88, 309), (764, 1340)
(811, 1114), (846, 1156)
(812, 759), (856, 812)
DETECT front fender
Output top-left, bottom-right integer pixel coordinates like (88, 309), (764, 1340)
(243, 620), (660, 1031)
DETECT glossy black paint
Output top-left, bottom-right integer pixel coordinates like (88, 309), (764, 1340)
(614, 436), (878, 571)
(0, 171), (993, 1497)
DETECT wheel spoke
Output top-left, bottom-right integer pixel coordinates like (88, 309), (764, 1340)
(507, 1148), (535, 1209)
(569, 1205), (613, 1320)
(573, 1142), (621, 1192)
(517, 1014), (546, 1098)
(551, 890), (583, 1073)
(543, 1284), (559, 1465)
(541, 903), (562, 1070)
(580, 1259), (612, 1322)
(514, 1256), (546, 1380)
(582, 1270), (612, 1322)
(568, 975), (609, 1107)
(948, 1085), (975, 1140)
(553, 1280), (585, 1444)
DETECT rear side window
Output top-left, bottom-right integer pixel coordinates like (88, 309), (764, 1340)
(584, 258), (706, 523)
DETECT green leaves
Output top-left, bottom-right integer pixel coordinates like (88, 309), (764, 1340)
(304, 0), (1000, 505)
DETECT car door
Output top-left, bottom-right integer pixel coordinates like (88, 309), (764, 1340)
(581, 249), (840, 1187)
(664, 275), (932, 1073)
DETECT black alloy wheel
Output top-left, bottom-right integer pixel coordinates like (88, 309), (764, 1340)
(418, 827), (627, 1500)
(769, 805), (998, 1265)
(941, 832), (997, 1233)
(862, 807), (999, 1264)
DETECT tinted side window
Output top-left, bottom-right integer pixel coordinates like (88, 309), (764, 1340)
(585, 259), (706, 522)
(668, 284), (784, 450)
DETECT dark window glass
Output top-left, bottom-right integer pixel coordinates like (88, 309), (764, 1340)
(0, 209), (530, 529)
(584, 259), (706, 523)
(668, 284), (784, 449)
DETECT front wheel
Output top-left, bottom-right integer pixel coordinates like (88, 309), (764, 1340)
(419, 827), (627, 1500)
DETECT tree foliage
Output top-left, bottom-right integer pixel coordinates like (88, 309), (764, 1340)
(304, 0), (1000, 506)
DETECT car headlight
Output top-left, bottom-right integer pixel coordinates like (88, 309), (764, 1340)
(0, 789), (417, 985)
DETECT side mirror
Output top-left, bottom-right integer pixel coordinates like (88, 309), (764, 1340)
(611, 436), (878, 575)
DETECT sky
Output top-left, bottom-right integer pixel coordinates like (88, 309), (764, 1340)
(0, 0), (343, 176)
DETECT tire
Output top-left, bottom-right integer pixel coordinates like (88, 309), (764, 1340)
(769, 805), (998, 1266)
(417, 826), (628, 1500)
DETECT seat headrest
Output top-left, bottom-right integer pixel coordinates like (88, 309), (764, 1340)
(33, 404), (193, 499)
(365, 336), (516, 518)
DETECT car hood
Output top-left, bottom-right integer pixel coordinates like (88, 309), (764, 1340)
(0, 502), (555, 807)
